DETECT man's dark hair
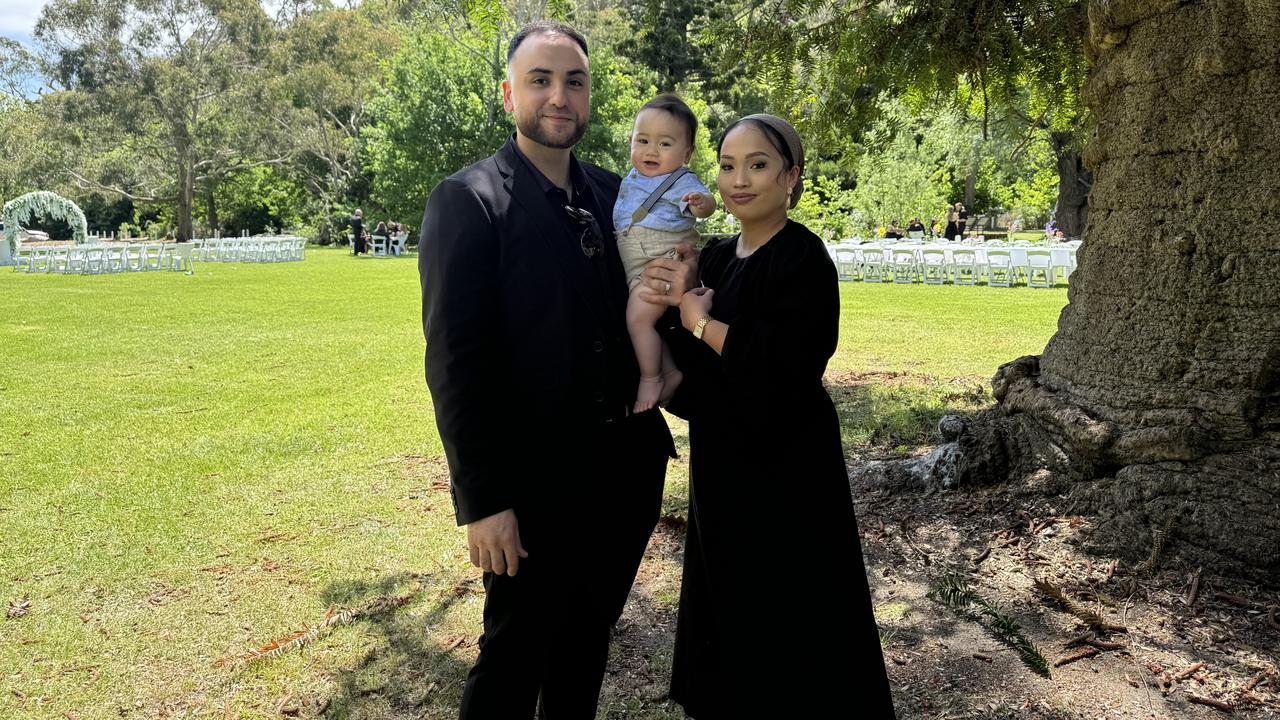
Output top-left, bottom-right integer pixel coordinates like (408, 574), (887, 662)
(640, 93), (697, 146)
(507, 21), (589, 64)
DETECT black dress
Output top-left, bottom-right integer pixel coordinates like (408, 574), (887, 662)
(665, 220), (896, 718)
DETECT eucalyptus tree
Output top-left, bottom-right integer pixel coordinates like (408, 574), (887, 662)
(34, 0), (292, 240)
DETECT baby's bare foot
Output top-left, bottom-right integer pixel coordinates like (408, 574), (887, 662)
(634, 376), (664, 413)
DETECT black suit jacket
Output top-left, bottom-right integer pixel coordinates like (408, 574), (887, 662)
(420, 138), (674, 526)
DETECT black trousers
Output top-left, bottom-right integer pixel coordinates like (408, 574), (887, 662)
(458, 413), (668, 719)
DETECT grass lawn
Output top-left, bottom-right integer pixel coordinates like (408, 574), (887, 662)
(0, 247), (1067, 719)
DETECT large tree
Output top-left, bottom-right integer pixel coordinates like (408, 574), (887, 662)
(759, 0), (1279, 583)
(951, 0), (1279, 584)
(35, 0), (288, 241)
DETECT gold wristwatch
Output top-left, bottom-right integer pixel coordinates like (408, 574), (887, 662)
(692, 316), (710, 340)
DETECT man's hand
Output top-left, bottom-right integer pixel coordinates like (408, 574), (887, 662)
(682, 191), (717, 219)
(639, 241), (699, 306)
(466, 509), (529, 576)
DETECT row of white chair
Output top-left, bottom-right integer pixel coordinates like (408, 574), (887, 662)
(13, 243), (195, 274)
(192, 237), (306, 263)
(833, 247), (1073, 288)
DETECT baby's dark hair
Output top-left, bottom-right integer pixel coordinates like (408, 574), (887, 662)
(640, 94), (697, 146)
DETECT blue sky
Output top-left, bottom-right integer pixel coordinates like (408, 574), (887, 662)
(1, 0), (45, 43)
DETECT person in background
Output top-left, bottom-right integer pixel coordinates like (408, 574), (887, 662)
(944, 203), (959, 241)
(350, 209), (366, 255)
(957, 202), (969, 237)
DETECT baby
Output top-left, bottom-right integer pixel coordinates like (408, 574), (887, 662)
(613, 94), (717, 413)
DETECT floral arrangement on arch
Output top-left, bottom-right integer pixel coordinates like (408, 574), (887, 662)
(3, 191), (89, 256)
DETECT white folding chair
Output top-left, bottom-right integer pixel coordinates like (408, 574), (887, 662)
(1025, 249), (1053, 288)
(167, 242), (194, 271)
(861, 248), (886, 282)
(31, 247), (51, 273)
(104, 246), (126, 273)
(833, 249), (860, 281)
(986, 249), (1014, 287)
(952, 249), (978, 285)
(13, 247), (33, 272)
(370, 234), (388, 256)
(921, 249), (947, 284)
(123, 245), (144, 271)
(50, 248), (71, 274)
(141, 245), (164, 271)
(83, 248), (106, 274)
(66, 248), (88, 274)
(891, 249), (918, 284)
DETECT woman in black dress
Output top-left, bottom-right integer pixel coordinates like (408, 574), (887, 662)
(665, 115), (896, 718)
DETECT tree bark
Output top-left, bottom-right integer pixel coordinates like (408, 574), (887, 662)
(1050, 131), (1091, 238)
(176, 160), (194, 242)
(952, 0), (1280, 585)
(205, 180), (218, 236)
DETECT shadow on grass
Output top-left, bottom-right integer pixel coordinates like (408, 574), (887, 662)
(826, 370), (990, 458)
(350, 253), (419, 261)
(317, 572), (475, 719)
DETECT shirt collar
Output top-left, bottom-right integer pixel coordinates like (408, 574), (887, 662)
(507, 134), (589, 199)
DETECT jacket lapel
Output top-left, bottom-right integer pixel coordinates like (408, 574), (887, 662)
(495, 143), (611, 328)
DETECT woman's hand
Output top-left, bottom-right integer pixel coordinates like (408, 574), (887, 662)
(639, 241), (699, 306)
(680, 286), (714, 332)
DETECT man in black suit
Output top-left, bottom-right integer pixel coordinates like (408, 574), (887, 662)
(419, 21), (685, 719)
(349, 209), (366, 255)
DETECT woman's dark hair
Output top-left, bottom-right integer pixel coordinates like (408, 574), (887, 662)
(716, 118), (795, 170)
(507, 22), (589, 63)
(640, 93), (697, 146)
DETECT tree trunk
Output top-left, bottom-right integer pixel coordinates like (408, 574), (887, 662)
(964, 165), (977, 210)
(205, 180), (218, 235)
(952, 0), (1280, 585)
(176, 161), (194, 242)
(1050, 131), (1091, 238)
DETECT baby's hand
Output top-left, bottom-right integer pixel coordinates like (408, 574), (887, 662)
(683, 191), (717, 219)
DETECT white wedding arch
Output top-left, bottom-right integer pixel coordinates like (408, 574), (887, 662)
(1, 191), (89, 265)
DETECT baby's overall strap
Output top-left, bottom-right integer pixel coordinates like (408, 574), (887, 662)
(631, 167), (691, 225)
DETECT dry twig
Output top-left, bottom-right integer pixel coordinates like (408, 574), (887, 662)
(1186, 694), (1234, 713)
(1054, 646), (1099, 667)
(1243, 670), (1269, 693)
(1174, 662), (1207, 682)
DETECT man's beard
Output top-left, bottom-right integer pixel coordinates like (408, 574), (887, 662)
(517, 112), (588, 149)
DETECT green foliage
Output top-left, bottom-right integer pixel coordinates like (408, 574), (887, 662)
(575, 50), (654, 175)
(206, 166), (310, 237)
(361, 29), (510, 228)
(0, 96), (74, 201)
(34, 0), (291, 239)
(277, 6), (401, 229)
(928, 574), (1051, 677)
(702, 0), (1088, 159)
